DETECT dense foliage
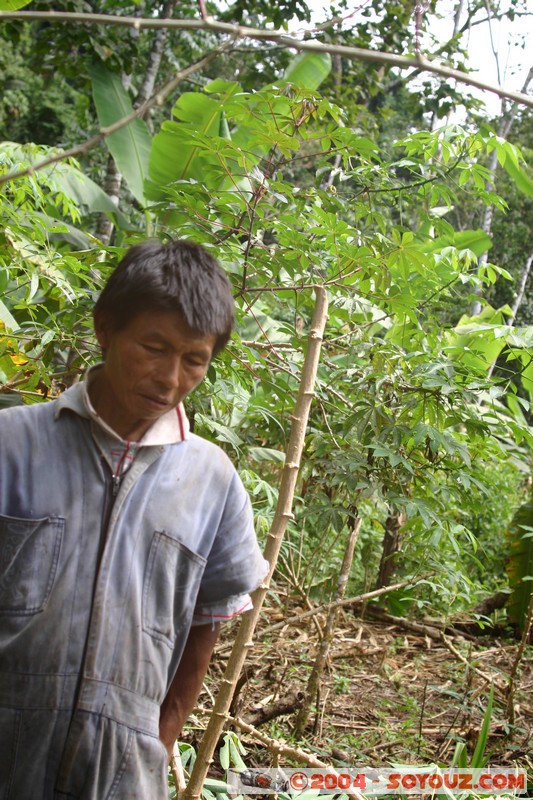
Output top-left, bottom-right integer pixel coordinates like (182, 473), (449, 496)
(1, 0), (533, 668)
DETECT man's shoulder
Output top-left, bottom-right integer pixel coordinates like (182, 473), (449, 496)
(183, 432), (234, 463)
(0, 399), (61, 459)
(0, 392), (85, 444)
(0, 398), (58, 425)
(177, 432), (242, 482)
(174, 433), (252, 515)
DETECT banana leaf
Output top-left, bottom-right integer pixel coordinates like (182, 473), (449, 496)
(89, 62), (151, 206)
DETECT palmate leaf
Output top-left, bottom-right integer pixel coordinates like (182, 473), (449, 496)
(0, 141), (128, 225)
(506, 500), (533, 633)
(147, 52), (331, 201)
(89, 62), (151, 206)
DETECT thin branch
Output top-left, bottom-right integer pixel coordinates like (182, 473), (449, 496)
(95, 0), (179, 244)
(216, 576), (430, 650)
(483, 0), (502, 87)
(171, 743), (187, 795)
(452, 0), (466, 37)
(309, 0), (373, 34)
(380, 6), (531, 95)
(197, 0), (210, 21)
(439, 633), (507, 696)
(473, 65), (533, 317)
(293, 514), (362, 736)
(135, 0), (180, 108)
(1, 11), (532, 109)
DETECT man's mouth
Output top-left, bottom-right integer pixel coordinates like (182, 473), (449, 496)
(141, 394), (169, 410)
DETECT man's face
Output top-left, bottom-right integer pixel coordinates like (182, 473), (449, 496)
(90, 310), (216, 441)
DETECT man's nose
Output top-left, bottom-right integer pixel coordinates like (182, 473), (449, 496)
(156, 356), (181, 390)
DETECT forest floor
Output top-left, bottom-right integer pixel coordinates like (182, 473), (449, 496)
(184, 597), (533, 798)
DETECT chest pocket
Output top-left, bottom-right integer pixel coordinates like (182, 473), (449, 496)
(0, 514), (64, 615)
(142, 531), (206, 648)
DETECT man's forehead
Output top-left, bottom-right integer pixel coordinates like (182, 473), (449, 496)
(126, 311), (216, 350)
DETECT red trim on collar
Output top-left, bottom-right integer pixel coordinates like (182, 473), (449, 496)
(176, 405), (186, 441)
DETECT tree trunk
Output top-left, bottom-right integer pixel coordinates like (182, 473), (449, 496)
(375, 507), (406, 589)
(471, 67), (533, 316)
(95, 154), (122, 245)
(486, 250), (533, 380)
(135, 0), (178, 110)
(95, 0), (178, 244)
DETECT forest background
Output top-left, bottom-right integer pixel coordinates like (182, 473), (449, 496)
(0, 0), (533, 796)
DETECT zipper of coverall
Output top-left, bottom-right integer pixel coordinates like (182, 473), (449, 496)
(98, 462), (121, 558)
(69, 452), (127, 715)
(98, 440), (132, 552)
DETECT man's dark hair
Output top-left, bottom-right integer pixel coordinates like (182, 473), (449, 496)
(93, 240), (235, 356)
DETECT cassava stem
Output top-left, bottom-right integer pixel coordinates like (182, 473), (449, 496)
(181, 285), (328, 800)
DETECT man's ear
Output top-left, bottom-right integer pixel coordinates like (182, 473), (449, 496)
(94, 311), (111, 350)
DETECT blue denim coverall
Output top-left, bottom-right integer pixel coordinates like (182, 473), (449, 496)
(0, 385), (267, 798)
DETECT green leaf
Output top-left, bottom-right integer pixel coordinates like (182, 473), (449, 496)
(48, 169), (129, 228)
(219, 737), (230, 771)
(421, 230), (492, 258)
(32, 212), (94, 248)
(282, 52), (332, 90)
(0, 300), (18, 331)
(247, 447), (285, 464)
(203, 778), (234, 792)
(204, 79), (241, 96)
(0, 0), (31, 8)
(228, 737), (247, 770)
(89, 62), (151, 206)
(451, 742), (468, 769)
(471, 683), (494, 768)
(502, 156), (533, 198)
(0, 142), (128, 227)
(196, 414), (244, 449)
(518, 353), (533, 403)
(148, 94), (223, 193)
(444, 307), (511, 375)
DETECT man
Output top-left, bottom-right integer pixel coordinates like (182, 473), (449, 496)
(0, 240), (268, 799)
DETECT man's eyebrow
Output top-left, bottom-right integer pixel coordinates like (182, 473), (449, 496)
(187, 345), (214, 358)
(142, 330), (213, 355)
